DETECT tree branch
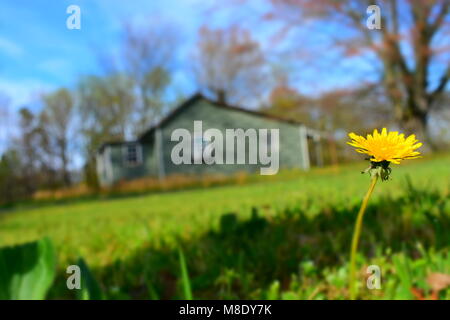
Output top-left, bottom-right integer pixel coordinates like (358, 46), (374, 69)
(429, 63), (450, 104)
(429, 0), (450, 35)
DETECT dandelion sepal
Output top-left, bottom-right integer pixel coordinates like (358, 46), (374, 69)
(362, 161), (392, 181)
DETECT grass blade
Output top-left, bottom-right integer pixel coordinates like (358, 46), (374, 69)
(76, 257), (103, 300)
(178, 247), (193, 300)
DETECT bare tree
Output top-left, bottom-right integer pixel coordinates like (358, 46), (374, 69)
(15, 108), (44, 193)
(77, 74), (136, 188)
(78, 22), (177, 187)
(194, 26), (267, 105)
(78, 74), (135, 150)
(121, 22), (175, 136)
(0, 93), (11, 152)
(266, 0), (450, 147)
(41, 88), (75, 186)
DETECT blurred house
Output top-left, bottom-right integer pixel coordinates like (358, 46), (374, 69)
(96, 94), (325, 186)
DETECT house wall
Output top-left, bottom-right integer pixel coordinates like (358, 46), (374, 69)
(96, 148), (112, 187)
(99, 98), (310, 186)
(158, 99), (307, 177)
(99, 142), (157, 186)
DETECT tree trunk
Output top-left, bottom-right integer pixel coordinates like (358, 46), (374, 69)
(401, 112), (436, 152)
(61, 148), (71, 186)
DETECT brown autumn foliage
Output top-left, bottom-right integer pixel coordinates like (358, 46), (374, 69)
(263, 0), (450, 148)
(32, 172), (252, 201)
(194, 25), (267, 105)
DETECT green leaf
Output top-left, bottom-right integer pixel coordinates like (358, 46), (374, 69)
(266, 281), (280, 300)
(392, 254), (413, 299)
(178, 248), (193, 300)
(0, 237), (56, 300)
(76, 257), (103, 300)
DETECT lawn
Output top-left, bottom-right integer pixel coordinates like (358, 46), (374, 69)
(0, 154), (449, 299)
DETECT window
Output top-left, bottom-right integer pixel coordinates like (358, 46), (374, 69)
(123, 143), (143, 167)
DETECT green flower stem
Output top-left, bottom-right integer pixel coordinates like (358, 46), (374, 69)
(349, 174), (379, 300)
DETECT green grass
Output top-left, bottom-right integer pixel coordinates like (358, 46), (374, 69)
(0, 154), (449, 299)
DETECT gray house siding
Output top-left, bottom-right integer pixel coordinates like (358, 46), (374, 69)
(158, 99), (306, 177)
(97, 95), (319, 186)
(97, 142), (157, 186)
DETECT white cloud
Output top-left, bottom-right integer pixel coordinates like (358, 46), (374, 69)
(0, 78), (54, 108)
(37, 58), (72, 76)
(0, 36), (23, 57)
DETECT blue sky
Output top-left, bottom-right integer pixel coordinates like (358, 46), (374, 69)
(0, 0), (376, 110)
(0, 0), (304, 157)
(0, 1), (447, 156)
(0, 0), (383, 156)
(0, 0), (213, 108)
(0, 0), (223, 153)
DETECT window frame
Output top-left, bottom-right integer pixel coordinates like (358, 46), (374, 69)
(122, 143), (143, 167)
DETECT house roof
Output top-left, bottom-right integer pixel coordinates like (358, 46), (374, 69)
(97, 140), (139, 154)
(98, 93), (310, 153)
(138, 93), (304, 141)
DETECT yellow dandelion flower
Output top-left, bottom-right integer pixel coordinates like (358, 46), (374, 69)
(347, 128), (422, 164)
(346, 128), (423, 299)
